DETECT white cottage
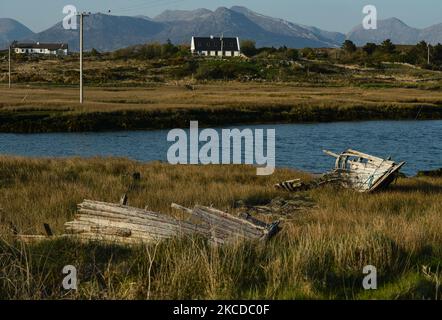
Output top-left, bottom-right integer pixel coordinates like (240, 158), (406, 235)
(12, 42), (69, 56)
(191, 36), (241, 57)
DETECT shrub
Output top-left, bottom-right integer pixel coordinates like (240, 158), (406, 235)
(195, 59), (260, 80)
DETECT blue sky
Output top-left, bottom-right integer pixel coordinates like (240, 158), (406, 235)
(1, 0), (442, 33)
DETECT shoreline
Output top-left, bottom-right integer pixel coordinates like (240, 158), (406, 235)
(1, 104), (442, 133)
(0, 155), (439, 179)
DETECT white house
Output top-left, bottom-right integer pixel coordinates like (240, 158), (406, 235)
(12, 42), (69, 56)
(191, 36), (241, 57)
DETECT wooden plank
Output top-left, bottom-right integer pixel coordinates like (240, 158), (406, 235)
(193, 206), (263, 237)
(192, 206), (265, 239)
(75, 215), (186, 238)
(368, 162), (406, 192)
(171, 203), (193, 214)
(77, 208), (211, 236)
(345, 149), (385, 162)
(89, 225), (132, 237)
(323, 150), (340, 158)
(195, 205), (267, 231)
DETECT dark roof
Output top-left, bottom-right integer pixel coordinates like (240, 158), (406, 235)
(12, 42), (68, 50)
(193, 37), (239, 51)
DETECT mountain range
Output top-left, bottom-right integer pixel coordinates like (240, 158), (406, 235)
(1, 6), (442, 52)
(347, 17), (442, 46)
(0, 18), (35, 48)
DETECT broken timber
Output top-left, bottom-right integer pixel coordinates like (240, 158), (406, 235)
(62, 200), (280, 245)
(276, 149), (405, 193)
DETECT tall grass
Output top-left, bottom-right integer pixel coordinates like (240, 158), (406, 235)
(0, 157), (441, 299)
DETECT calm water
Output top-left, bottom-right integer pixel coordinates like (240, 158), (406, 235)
(0, 120), (440, 176)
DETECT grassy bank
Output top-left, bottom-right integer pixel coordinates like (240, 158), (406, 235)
(0, 157), (441, 299)
(1, 84), (442, 132)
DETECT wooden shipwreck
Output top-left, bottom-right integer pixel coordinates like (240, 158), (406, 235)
(61, 199), (280, 245)
(276, 149), (405, 193)
(323, 149), (406, 192)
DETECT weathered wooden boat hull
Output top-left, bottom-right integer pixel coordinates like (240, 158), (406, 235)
(324, 149), (405, 192)
(276, 149), (405, 193)
(62, 200), (280, 245)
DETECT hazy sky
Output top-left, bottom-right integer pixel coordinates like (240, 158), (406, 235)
(1, 0), (441, 33)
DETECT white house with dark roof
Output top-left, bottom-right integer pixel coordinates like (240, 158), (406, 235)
(191, 36), (241, 57)
(11, 42), (69, 56)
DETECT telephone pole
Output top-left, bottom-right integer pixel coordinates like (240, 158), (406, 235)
(427, 43), (431, 65)
(78, 12), (89, 103)
(8, 44), (11, 89)
(220, 33), (224, 59)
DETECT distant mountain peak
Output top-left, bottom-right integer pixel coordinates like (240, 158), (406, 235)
(154, 8), (212, 22)
(346, 17), (438, 45)
(0, 18), (35, 48)
(230, 5), (250, 13)
(384, 17), (406, 23)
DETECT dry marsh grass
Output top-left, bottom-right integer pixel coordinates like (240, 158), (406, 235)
(0, 156), (441, 300)
(1, 83), (442, 113)
(0, 83), (441, 133)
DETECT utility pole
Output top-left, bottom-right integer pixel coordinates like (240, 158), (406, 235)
(8, 44), (11, 89)
(220, 33), (224, 59)
(78, 12), (89, 104)
(427, 43), (431, 65)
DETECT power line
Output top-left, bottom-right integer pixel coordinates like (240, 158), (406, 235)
(428, 43), (431, 65)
